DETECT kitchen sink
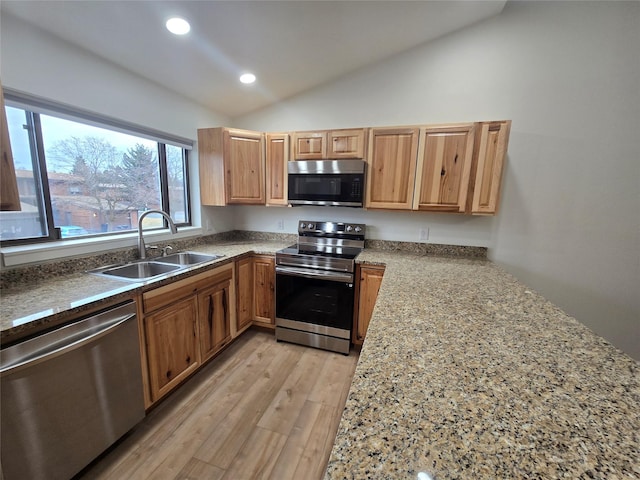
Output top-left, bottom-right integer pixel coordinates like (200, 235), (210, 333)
(91, 261), (182, 281)
(89, 252), (224, 282)
(159, 252), (222, 265)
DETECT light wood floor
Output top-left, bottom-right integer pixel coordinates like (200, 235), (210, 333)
(78, 330), (359, 480)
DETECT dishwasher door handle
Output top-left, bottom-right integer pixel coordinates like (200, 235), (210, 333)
(0, 311), (135, 375)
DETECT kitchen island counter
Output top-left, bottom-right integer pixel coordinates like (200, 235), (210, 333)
(327, 250), (639, 479)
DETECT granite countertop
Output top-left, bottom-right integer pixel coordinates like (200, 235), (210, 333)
(2, 240), (638, 478)
(325, 251), (639, 479)
(0, 240), (290, 343)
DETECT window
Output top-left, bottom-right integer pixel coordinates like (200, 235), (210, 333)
(0, 101), (191, 244)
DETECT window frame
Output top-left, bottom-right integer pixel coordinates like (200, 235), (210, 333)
(1, 92), (193, 247)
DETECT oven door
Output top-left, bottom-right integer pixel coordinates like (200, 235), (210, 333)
(275, 266), (354, 337)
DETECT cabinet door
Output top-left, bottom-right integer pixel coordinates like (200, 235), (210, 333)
(366, 127), (419, 209)
(470, 120), (511, 215)
(292, 131), (327, 160)
(265, 133), (289, 206)
(236, 256), (254, 333)
(328, 129), (366, 159)
(1, 82), (20, 211)
(223, 129), (265, 204)
(145, 296), (199, 402)
(198, 279), (232, 363)
(413, 124), (475, 213)
(253, 255), (275, 327)
(353, 265), (385, 345)
(197, 127), (226, 206)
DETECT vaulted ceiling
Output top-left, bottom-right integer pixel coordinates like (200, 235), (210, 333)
(1, 1), (507, 117)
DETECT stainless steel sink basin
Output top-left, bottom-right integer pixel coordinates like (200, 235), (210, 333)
(159, 252), (222, 265)
(89, 252), (224, 282)
(91, 261), (182, 281)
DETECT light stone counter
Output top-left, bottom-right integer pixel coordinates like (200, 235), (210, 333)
(0, 240), (289, 343)
(326, 250), (639, 479)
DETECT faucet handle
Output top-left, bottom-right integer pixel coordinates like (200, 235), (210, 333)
(161, 245), (173, 257)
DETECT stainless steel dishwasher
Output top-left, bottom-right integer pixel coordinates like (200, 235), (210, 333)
(1, 301), (145, 480)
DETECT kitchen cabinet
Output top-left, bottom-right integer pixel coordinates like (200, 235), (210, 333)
(328, 128), (367, 159)
(413, 123), (475, 213)
(144, 295), (199, 403)
(197, 127), (265, 206)
(469, 120), (511, 215)
(235, 254), (276, 330)
(197, 272), (233, 363)
(265, 133), (289, 206)
(292, 130), (326, 159)
(365, 127), (420, 209)
(292, 128), (367, 160)
(141, 262), (236, 404)
(353, 264), (385, 345)
(235, 256), (254, 334)
(252, 255), (275, 327)
(1, 81), (20, 211)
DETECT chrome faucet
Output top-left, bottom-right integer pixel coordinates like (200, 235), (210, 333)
(138, 210), (178, 259)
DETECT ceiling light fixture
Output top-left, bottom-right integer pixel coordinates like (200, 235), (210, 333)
(239, 73), (256, 84)
(166, 17), (190, 35)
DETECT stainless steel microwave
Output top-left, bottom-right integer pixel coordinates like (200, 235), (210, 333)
(288, 160), (365, 207)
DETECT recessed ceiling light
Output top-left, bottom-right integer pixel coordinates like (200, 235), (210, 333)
(166, 17), (190, 35)
(239, 73), (256, 84)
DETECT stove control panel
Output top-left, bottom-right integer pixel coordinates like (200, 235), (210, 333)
(298, 220), (366, 237)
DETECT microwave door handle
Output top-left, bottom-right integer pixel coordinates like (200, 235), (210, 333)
(275, 266), (353, 283)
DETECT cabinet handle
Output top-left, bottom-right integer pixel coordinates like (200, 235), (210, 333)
(222, 289), (227, 318)
(208, 295), (213, 330)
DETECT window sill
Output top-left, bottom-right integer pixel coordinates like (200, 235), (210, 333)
(1, 226), (203, 267)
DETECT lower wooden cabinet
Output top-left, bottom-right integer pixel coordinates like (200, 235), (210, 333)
(252, 255), (275, 327)
(141, 262), (235, 405)
(198, 276), (233, 363)
(235, 254), (276, 331)
(353, 264), (385, 345)
(235, 256), (254, 333)
(145, 296), (200, 403)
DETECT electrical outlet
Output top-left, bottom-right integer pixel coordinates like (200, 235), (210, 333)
(206, 220), (212, 232)
(419, 228), (429, 241)
(277, 219), (285, 231)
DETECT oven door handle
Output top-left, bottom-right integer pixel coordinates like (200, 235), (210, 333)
(275, 266), (353, 283)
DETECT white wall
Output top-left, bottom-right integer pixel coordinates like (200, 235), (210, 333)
(235, 1), (640, 359)
(0, 12), (236, 240)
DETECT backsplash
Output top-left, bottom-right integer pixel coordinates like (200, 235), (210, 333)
(0, 231), (484, 290)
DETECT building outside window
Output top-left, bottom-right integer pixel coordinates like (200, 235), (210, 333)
(0, 99), (191, 243)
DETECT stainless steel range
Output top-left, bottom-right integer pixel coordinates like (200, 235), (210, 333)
(275, 220), (365, 354)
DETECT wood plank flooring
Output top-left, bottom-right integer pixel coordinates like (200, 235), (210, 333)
(77, 330), (358, 480)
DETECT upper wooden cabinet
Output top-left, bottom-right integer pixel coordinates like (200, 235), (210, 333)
(328, 129), (367, 159)
(265, 133), (289, 206)
(413, 123), (475, 213)
(366, 121), (509, 214)
(469, 120), (511, 215)
(197, 127), (265, 206)
(293, 131), (326, 160)
(365, 127), (419, 210)
(292, 128), (367, 160)
(1, 81), (20, 211)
